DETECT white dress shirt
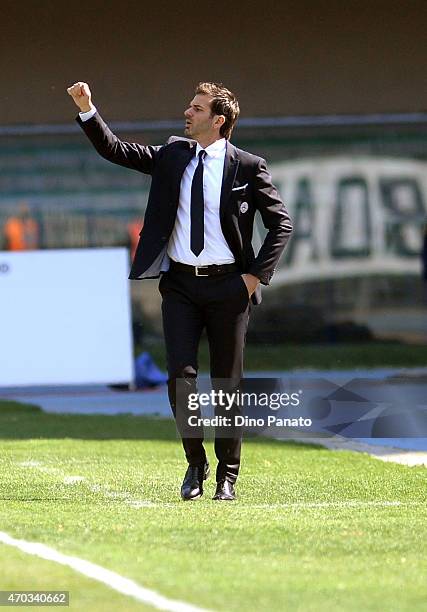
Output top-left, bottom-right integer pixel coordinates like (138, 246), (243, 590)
(79, 109), (235, 266)
(168, 138), (235, 265)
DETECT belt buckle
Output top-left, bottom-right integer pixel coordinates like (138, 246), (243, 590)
(195, 265), (209, 277)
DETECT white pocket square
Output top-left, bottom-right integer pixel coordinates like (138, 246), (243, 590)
(232, 183), (248, 192)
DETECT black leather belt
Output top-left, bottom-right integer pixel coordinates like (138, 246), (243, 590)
(169, 261), (238, 277)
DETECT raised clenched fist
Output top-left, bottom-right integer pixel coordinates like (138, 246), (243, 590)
(66, 82), (94, 113)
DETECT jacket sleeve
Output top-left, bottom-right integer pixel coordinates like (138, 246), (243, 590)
(248, 157), (293, 285)
(76, 111), (163, 175)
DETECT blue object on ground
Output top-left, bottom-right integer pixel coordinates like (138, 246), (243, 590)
(134, 352), (168, 389)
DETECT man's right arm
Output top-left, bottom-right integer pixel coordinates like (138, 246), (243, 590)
(67, 81), (162, 175)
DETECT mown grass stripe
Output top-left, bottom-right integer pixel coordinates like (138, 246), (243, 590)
(17, 461), (157, 507)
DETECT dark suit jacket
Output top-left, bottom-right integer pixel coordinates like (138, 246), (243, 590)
(76, 112), (293, 305)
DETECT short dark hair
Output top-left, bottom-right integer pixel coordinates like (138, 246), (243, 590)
(195, 82), (240, 139)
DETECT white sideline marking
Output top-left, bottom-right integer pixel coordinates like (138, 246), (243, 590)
(248, 501), (422, 509)
(63, 476), (84, 484)
(17, 463), (422, 510)
(0, 531), (211, 612)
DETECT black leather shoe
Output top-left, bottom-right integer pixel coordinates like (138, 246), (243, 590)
(180, 462), (210, 500)
(212, 479), (236, 501)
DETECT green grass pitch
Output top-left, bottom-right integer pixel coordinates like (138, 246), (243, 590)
(0, 400), (426, 611)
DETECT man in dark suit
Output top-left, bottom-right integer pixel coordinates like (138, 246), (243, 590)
(67, 81), (293, 501)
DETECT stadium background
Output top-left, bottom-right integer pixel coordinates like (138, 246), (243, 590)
(0, 5), (426, 609)
(1, 0), (426, 348)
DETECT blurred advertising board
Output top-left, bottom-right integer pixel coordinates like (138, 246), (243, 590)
(0, 248), (134, 386)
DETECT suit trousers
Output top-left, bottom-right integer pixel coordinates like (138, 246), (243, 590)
(159, 267), (251, 483)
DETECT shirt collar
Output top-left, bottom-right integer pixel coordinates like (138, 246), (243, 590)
(196, 138), (226, 159)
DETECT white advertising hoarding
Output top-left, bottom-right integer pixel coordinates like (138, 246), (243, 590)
(267, 157), (424, 284)
(0, 248), (134, 386)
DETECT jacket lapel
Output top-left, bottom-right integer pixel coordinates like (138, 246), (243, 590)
(170, 143), (197, 203)
(220, 141), (240, 220)
(171, 140), (239, 218)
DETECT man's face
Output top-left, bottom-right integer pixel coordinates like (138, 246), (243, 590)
(184, 94), (221, 140)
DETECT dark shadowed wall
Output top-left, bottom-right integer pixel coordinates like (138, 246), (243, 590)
(2, 0), (427, 125)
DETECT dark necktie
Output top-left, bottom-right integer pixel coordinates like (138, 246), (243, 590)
(190, 150), (206, 256)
